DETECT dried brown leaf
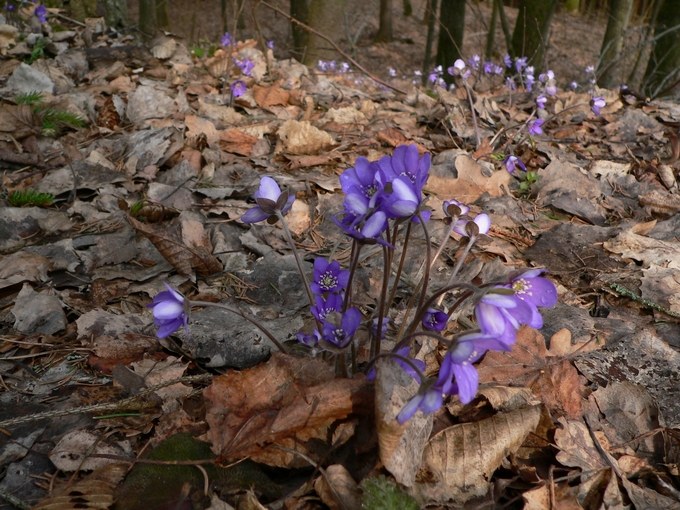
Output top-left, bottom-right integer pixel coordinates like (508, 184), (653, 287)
(313, 464), (362, 510)
(413, 405), (542, 504)
(252, 84), (290, 109)
(33, 463), (127, 510)
(425, 154), (510, 203)
(218, 128), (258, 156)
(203, 353), (373, 467)
(374, 359), (433, 487)
(477, 327), (586, 418)
(127, 214), (222, 277)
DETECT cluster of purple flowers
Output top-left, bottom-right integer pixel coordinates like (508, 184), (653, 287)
(298, 258), (362, 350)
(397, 268), (557, 423)
(3, 1), (47, 23)
(147, 144), (559, 425)
(336, 144), (431, 245)
(218, 32), (255, 99)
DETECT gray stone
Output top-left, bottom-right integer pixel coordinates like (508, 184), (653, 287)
(5, 62), (54, 95)
(12, 284), (67, 335)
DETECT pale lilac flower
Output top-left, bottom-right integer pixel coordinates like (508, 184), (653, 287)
(591, 96), (606, 116)
(234, 58), (254, 76)
(504, 155), (526, 174)
(443, 198), (469, 217)
(388, 67), (397, 77)
(528, 118), (544, 136)
(148, 284), (189, 338)
(266, 39), (275, 49)
(503, 54), (513, 68)
(570, 81), (579, 90)
(453, 212), (491, 237)
(241, 176), (295, 224)
(220, 32), (233, 47)
(536, 95), (547, 109)
(231, 80), (247, 98)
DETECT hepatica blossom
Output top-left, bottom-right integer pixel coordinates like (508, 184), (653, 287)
(148, 284), (189, 338)
(34, 3), (47, 23)
(591, 96), (606, 116)
(241, 176), (294, 224)
(504, 155), (526, 174)
(527, 118), (544, 136)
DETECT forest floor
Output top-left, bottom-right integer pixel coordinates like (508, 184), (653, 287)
(1, 1), (680, 509)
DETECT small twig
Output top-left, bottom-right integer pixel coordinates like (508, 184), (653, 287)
(0, 374), (212, 429)
(259, 0), (406, 95)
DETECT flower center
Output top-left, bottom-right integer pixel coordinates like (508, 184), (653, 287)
(319, 272), (338, 291)
(512, 278), (532, 297)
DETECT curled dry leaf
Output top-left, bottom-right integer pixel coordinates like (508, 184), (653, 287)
(49, 430), (126, 472)
(374, 359), (433, 488)
(413, 405), (542, 505)
(276, 120), (334, 155)
(127, 214), (222, 277)
(203, 353), (373, 467)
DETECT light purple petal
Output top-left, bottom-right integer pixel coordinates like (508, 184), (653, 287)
(452, 363), (479, 404)
(397, 394), (423, 424)
(153, 301), (184, 320)
(255, 176), (281, 201)
(241, 206), (269, 224)
(475, 301), (507, 336)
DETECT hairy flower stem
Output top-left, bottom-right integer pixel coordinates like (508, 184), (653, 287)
(366, 352), (427, 383)
(415, 213), (432, 313)
(190, 300), (287, 353)
(371, 245), (393, 359)
(436, 235), (477, 307)
(276, 211), (315, 308)
(384, 222), (411, 316)
(463, 81), (481, 148)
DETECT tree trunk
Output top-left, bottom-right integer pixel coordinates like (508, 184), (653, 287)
(643, 0), (680, 97)
(403, 0), (412, 17)
(303, 0), (347, 65)
(422, 0), (438, 84)
(290, 0), (309, 61)
(510, 0), (558, 71)
(376, 0), (394, 42)
(139, 0), (157, 38)
(597, 0), (634, 88)
(436, 0), (466, 84)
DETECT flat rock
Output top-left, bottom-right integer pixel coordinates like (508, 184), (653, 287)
(5, 62), (54, 95)
(12, 283), (67, 335)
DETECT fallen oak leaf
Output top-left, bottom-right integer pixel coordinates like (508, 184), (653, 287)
(477, 327), (592, 419)
(203, 353), (373, 468)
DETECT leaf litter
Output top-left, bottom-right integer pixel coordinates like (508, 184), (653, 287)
(1, 9), (680, 510)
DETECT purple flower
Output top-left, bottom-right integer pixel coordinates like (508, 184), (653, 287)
(220, 32), (233, 47)
(504, 155), (526, 174)
(336, 210), (389, 244)
(503, 54), (513, 68)
(376, 144), (430, 219)
(474, 269), (556, 343)
(443, 198), (469, 218)
(396, 360), (454, 423)
(509, 268), (558, 327)
(453, 212), (491, 237)
(311, 293), (343, 322)
(241, 176), (295, 224)
(340, 157), (382, 216)
(591, 96), (606, 116)
(536, 95), (547, 109)
(34, 3), (47, 23)
(311, 258), (349, 296)
(446, 331), (510, 403)
(296, 329), (320, 347)
(527, 118), (544, 136)
(422, 308), (448, 331)
(320, 308), (361, 349)
(515, 57), (528, 73)
(148, 284), (189, 338)
(266, 39), (275, 49)
(234, 58), (254, 77)
(231, 80), (247, 98)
